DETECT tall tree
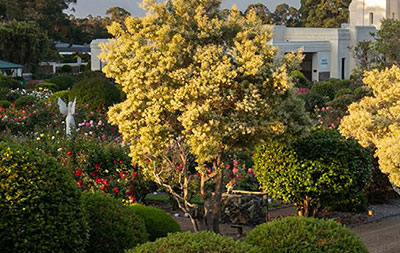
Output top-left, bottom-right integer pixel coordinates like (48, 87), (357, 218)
(0, 20), (51, 70)
(245, 3), (272, 24)
(273, 3), (301, 27)
(0, 0), (76, 40)
(106, 6), (131, 24)
(70, 15), (112, 44)
(100, 0), (311, 232)
(300, 0), (351, 28)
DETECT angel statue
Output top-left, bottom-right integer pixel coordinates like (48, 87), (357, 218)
(58, 97), (77, 137)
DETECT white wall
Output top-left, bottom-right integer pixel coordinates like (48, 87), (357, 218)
(91, 39), (109, 71)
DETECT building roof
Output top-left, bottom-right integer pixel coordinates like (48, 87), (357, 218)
(0, 60), (23, 69)
(56, 42), (91, 54)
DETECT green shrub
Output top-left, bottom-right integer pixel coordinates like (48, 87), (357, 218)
(354, 86), (372, 99)
(77, 70), (105, 82)
(70, 76), (122, 110)
(335, 88), (352, 98)
(0, 100), (11, 108)
(0, 87), (9, 100)
(129, 204), (181, 241)
(46, 75), (76, 90)
(0, 74), (22, 89)
(311, 81), (336, 100)
(253, 128), (372, 216)
(48, 90), (71, 103)
(326, 94), (357, 113)
(128, 231), (258, 253)
(291, 70), (311, 89)
(35, 82), (58, 91)
(298, 91), (326, 112)
(61, 64), (73, 73)
(14, 95), (36, 108)
(245, 217), (368, 252)
(0, 141), (88, 253)
(82, 192), (148, 253)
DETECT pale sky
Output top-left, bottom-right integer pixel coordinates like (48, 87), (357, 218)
(69, 0), (300, 18)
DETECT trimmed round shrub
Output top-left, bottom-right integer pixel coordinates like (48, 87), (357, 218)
(311, 81), (336, 100)
(253, 128), (372, 216)
(326, 94), (357, 113)
(61, 64), (73, 73)
(35, 82), (58, 91)
(298, 91), (326, 112)
(129, 204), (181, 241)
(70, 77), (122, 110)
(46, 75), (76, 90)
(335, 88), (352, 98)
(354, 86), (372, 99)
(48, 90), (71, 103)
(0, 74), (22, 89)
(77, 70), (105, 82)
(15, 95), (35, 108)
(245, 217), (368, 252)
(128, 231), (258, 253)
(291, 70), (311, 89)
(82, 192), (148, 253)
(0, 141), (88, 253)
(0, 100), (11, 108)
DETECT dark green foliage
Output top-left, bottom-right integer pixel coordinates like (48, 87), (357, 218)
(291, 70), (311, 89)
(15, 95), (35, 108)
(35, 82), (58, 91)
(61, 64), (73, 73)
(310, 81), (336, 100)
(0, 74), (22, 89)
(46, 75), (76, 90)
(353, 86), (372, 99)
(128, 231), (258, 253)
(82, 193), (148, 253)
(70, 76), (122, 110)
(253, 128), (372, 215)
(129, 204), (181, 241)
(77, 70), (105, 82)
(0, 87), (9, 100)
(245, 217), (368, 252)
(48, 90), (71, 103)
(0, 141), (88, 253)
(0, 100), (11, 108)
(298, 91), (326, 112)
(326, 94), (357, 113)
(335, 88), (352, 98)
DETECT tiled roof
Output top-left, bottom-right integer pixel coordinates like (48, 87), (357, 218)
(0, 60), (23, 69)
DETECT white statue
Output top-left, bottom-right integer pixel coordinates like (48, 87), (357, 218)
(58, 97), (76, 137)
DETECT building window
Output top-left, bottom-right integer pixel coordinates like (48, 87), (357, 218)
(369, 12), (374, 25)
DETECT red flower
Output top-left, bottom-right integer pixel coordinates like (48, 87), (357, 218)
(207, 169), (212, 174)
(91, 171), (97, 178)
(77, 180), (83, 187)
(197, 172), (202, 178)
(146, 159), (150, 164)
(130, 196), (136, 203)
(75, 169), (83, 176)
(100, 186), (107, 193)
(94, 164), (101, 170)
(95, 177), (103, 184)
(113, 187), (119, 194)
(132, 171), (138, 178)
(66, 151), (72, 156)
(126, 188), (134, 195)
(119, 160), (123, 164)
(133, 163), (137, 169)
(228, 174), (234, 179)
(130, 181), (137, 187)
(120, 171), (127, 179)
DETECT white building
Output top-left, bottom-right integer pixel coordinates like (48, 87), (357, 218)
(91, 0), (396, 82)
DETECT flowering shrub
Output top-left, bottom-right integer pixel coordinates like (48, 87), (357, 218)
(223, 158), (259, 192)
(0, 141), (88, 253)
(245, 217), (368, 252)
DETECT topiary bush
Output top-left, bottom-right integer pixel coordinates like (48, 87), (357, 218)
(61, 64), (73, 73)
(129, 204), (181, 241)
(253, 127), (372, 216)
(245, 217), (368, 252)
(46, 75), (76, 90)
(82, 192), (148, 253)
(14, 95), (36, 108)
(0, 141), (88, 253)
(353, 86), (372, 99)
(0, 100), (11, 108)
(291, 70), (311, 89)
(69, 76), (122, 110)
(311, 80), (336, 100)
(128, 231), (258, 253)
(298, 91), (326, 112)
(335, 88), (352, 98)
(48, 90), (71, 103)
(0, 74), (22, 89)
(35, 82), (58, 92)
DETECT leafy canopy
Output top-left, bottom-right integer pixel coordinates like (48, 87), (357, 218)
(100, 0), (311, 174)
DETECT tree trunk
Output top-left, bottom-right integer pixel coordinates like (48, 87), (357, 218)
(296, 197), (318, 217)
(211, 167), (223, 233)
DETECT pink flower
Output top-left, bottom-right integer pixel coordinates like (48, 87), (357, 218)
(77, 180), (83, 187)
(101, 135), (106, 140)
(66, 151), (72, 156)
(232, 168), (238, 174)
(233, 160), (238, 167)
(113, 187), (119, 194)
(248, 168), (253, 174)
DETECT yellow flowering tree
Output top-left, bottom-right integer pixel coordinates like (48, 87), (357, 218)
(101, 0), (311, 232)
(340, 66), (400, 190)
